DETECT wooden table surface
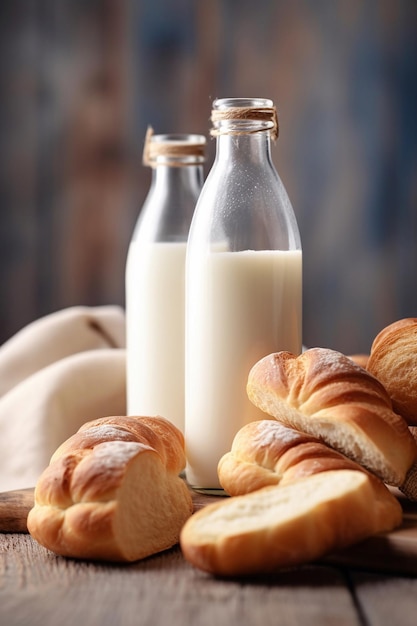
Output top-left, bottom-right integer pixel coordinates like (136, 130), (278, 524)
(1, 487), (417, 626)
(1, 531), (416, 626)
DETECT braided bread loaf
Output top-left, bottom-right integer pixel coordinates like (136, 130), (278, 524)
(246, 348), (417, 489)
(27, 416), (193, 562)
(218, 419), (382, 495)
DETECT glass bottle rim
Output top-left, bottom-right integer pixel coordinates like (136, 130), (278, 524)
(151, 133), (206, 145)
(211, 98), (278, 139)
(213, 97), (273, 110)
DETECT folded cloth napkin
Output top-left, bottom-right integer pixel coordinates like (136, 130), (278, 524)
(0, 306), (127, 491)
(0, 305), (125, 399)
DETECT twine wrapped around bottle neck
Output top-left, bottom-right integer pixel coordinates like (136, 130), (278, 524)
(210, 106), (279, 141)
(142, 127), (206, 167)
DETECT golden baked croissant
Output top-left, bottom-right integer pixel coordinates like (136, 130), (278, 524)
(218, 419), (382, 496)
(246, 347), (417, 489)
(367, 318), (417, 426)
(181, 344), (411, 577)
(27, 415), (193, 562)
(182, 401), (404, 576)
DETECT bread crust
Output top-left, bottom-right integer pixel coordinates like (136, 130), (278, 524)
(180, 469), (402, 576)
(367, 318), (417, 426)
(246, 348), (417, 487)
(218, 420), (377, 496)
(27, 416), (193, 562)
(51, 415), (186, 474)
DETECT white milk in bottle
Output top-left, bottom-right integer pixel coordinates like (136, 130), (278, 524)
(126, 241), (187, 426)
(185, 99), (302, 492)
(126, 131), (205, 432)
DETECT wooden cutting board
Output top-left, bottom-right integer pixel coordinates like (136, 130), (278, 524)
(1, 487), (416, 575)
(0, 488), (35, 533)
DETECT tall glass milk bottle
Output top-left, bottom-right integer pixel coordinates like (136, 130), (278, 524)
(185, 98), (302, 493)
(126, 129), (206, 432)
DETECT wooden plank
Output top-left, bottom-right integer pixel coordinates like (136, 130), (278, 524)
(0, 487), (34, 532)
(350, 571), (417, 626)
(0, 533), (361, 626)
(2, 489), (417, 626)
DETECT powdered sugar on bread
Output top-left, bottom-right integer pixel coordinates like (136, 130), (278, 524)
(27, 416), (193, 562)
(247, 348), (417, 487)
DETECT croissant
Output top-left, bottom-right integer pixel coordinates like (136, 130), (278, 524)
(218, 419), (381, 495)
(367, 318), (417, 426)
(246, 348), (417, 489)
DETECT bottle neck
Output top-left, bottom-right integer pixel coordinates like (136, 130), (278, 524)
(151, 163), (204, 190)
(214, 130), (273, 168)
(133, 163), (204, 243)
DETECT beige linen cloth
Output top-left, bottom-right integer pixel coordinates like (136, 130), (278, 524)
(0, 306), (126, 491)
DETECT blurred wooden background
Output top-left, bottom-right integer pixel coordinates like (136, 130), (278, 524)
(0, 0), (416, 354)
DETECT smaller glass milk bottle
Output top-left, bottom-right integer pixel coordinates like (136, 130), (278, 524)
(185, 98), (302, 492)
(126, 128), (206, 432)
